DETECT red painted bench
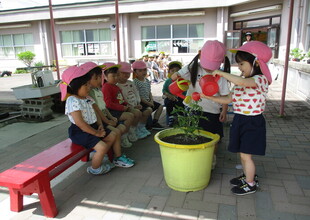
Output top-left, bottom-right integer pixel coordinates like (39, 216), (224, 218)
(0, 138), (92, 218)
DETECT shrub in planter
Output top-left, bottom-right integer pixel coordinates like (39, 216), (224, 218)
(154, 92), (220, 192)
(17, 51), (36, 67)
(290, 48), (305, 62)
(306, 50), (310, 64)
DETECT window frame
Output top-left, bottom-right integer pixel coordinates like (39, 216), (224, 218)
(60, 28), (113, 57)
(0, 33), (34, 58)
(141, 23), (204, 54)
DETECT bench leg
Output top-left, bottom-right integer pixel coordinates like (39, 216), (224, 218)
(9, 189), (23, 212)
(38, 178), (58, 218)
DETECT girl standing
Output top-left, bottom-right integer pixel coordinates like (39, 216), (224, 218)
(200, 41), (272, 195)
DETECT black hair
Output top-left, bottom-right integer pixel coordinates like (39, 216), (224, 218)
(235, 51), (262, 76)
(104, 67), (119, 76)
(67, 73), (91, 96)
(168, 63), (182, 71)
(87, 67), (102, 77)
(188, 54), (231, 87)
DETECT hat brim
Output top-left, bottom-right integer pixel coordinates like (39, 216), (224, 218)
(229, 48), (272, 83)
(168, 61), (182, 68)
(104, 64), (121, 71)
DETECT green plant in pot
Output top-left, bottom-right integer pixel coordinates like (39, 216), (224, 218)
(290, 48), (305, 62)
(154, 92), (220, 192)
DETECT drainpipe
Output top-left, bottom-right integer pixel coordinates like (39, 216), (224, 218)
(48, 0), (60, 80)
(280, 0), (295, 116)
(115, 0), (121, 63)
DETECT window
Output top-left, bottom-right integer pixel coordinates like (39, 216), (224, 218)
(60, 29), (112, 57)
(0, 33), (34, 58)
(141, 24), (204, 54)
(233, 16), (280, 30)
(306, 3), (310, 51)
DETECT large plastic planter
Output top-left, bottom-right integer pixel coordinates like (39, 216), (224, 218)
(154, 128), (220, 192)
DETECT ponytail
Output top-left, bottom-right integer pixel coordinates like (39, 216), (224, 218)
(188, 54), (200, 87)
(223, 56), (231, 73)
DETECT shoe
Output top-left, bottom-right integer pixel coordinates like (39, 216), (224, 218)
(113, 155), (135, 168)
(168, 116), (174, 127)
(121, 136), (132, 148)
(141, 127), (151, 136)
(152, 122), (164, 130)
(136, 127), (148, 139)
(128, 128), (138, 142)
(103, 155), (115, 169)
(231, 182), (257, 195)
(230, 174), (259, 187)
(87, 164), (112, 175)
(122, 154), (135, 163)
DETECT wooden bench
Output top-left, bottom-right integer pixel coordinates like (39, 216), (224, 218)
(0, 138), (92, 218)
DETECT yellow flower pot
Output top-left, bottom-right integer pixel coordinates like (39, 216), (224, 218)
(154, 128), (220, 192)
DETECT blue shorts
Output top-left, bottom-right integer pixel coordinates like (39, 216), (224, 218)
(68, 123), (111, 149)
(228, 114), (266, 155)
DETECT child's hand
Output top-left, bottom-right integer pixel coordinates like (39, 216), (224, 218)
(135, 104), (142, 110)
(108, 120), (117, 127)
(212, 70), (225, 77)
(98, 124), (104, 131)
(111, 117), (118, 122)
(95, 129), (106, 137)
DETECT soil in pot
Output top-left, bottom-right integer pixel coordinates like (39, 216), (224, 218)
(161, 133), (212, 145)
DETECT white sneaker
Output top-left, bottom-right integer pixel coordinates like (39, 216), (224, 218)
(128, 128), (138, 142)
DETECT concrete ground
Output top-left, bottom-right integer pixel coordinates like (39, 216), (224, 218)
(0, 73), (309, 220)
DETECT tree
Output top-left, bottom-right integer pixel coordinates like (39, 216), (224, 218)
(17, 51), (36, 67)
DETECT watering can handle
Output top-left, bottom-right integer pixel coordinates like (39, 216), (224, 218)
(178, 79), (190, 85)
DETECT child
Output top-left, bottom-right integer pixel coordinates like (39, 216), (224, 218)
(200, 41), (272, 195)
(171, 40), (231, 169)
(132, 60), (165, 130)
(59, 62), (134, 175)
(101, 62), (138, 142)
(162, 61), (184, 127)
(117, 61), (152, 138)
(88, 63), (133, 150)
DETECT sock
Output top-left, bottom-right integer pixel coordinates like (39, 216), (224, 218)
(247, 181), (255, 186)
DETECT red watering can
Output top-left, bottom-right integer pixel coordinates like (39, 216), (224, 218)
(199, 75), (220, 96)
(169, 77), (190, 99)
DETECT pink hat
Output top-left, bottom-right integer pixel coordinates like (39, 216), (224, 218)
(60, 62), (104, 101)
(132, 60), (147, 70)
(102, 62), (121, 71)
(200, 40), (226, 71)
(119, 61), (132, 73)
(230, 41), (272, 83)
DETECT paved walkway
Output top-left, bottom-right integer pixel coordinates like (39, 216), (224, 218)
(0, 74), (309, 220)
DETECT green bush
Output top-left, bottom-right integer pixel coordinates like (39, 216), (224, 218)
(289, 48), (305, 61)
(15, 69), (29, 74)
(17, 51), (36, 67)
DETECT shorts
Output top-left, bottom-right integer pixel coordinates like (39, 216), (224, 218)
(193, 110), (224, 138)
(228, 114), (266, 155)
(141, 101), (162, 112)
(109, 109), (124, 119)
(68, 123), (111, 149)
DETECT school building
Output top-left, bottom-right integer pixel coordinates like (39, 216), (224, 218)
(0, 0), (309, 102)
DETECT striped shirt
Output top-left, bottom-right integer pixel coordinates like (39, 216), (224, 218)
(133, 78), (151, 102)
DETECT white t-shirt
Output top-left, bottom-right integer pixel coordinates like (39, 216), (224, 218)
(178, 63), (230, 114)
(117, 80), (141, 106)
(232, 75), (269, 115)
(65, 96), (97, 125)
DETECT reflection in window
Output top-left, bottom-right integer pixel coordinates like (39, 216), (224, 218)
(141, 24), (204, 54)
(60, 29), (112, 56)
